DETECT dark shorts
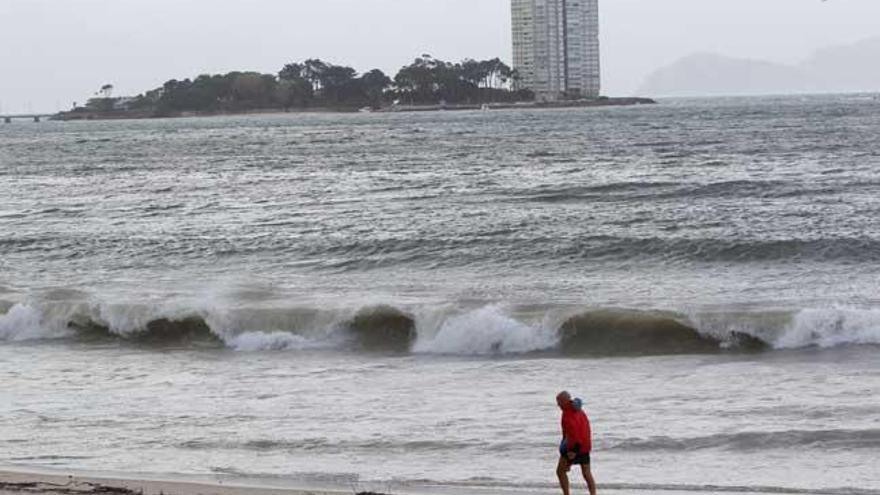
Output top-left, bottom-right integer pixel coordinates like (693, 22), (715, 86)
(562, 452), (591, 466)
(559, 440), (591, 466)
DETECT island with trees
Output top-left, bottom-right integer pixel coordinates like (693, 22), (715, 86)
(56, 55), (654, 120)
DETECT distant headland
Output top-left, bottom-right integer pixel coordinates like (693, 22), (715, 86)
(55, 55), (653, 120)
(638, 37), (880, 97)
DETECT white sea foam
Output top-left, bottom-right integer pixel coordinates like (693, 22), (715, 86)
(0, 303), (71, 341)
(413, 305), (557, 355)
(685, 310), (785, 346)
(198, 295), (348, 348)
(226, 331), (325, 351)
(2, 293), (879, 354)
(686, 306), (880, 350)
(774, 307), (880, 349)
(89, 301), (192, 336)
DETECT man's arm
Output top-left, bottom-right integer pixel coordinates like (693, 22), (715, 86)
(561, 416), (581, 457)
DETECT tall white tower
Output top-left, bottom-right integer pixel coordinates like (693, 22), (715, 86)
(512, 0), (601, 100)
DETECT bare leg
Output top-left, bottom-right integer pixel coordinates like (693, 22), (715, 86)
(556, 457), (571, 495)
(580, 463), (597, 495)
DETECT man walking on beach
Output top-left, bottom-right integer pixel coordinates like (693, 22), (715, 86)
(556, 391), (597, 495)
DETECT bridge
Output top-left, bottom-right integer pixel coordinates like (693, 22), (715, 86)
(2, 114), (55, 123)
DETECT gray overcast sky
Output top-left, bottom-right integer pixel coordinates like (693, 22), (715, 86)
(1, 0), (879, 113)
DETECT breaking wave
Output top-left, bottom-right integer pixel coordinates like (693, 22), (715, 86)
(1, 294), (878, 356)
(413, 305), (558, 355)
(559, 309), (767, 355)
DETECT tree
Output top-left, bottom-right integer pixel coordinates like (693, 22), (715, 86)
(83, 53), (531, 116)
(275, 77), (313, 110)
(85, 97), (114, 112)
(302, 59), (329, 92)
(461, 59), (488, 88)
(487, 58), (514, 89)
(278, 63), (305, 82)
(230, 73), (277, 108)
(320, 64), (358, 104)
(394, 55), (445, 103)
(360, 69), (392, 107)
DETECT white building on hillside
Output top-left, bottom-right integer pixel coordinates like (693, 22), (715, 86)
(512, 0), (601, 100)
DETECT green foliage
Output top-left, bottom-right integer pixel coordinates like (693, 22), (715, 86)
(391, 54), (529, 104)
(104, 55), (532, 115)
(361, 69), (393, 107)
(85, 97), (115, 112)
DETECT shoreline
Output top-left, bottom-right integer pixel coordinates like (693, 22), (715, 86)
(0, 469), (843, 495)
(51, 97), (656, 121)
(0, 469), (351, 495)
(377, 97), (655, 113)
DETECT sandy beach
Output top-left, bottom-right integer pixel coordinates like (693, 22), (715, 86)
(0, 470), (348, 495)
(2, 469), (852, 495)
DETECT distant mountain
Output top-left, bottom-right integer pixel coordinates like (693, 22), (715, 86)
(804, 37), (880, 92)
(638, 37), (880, 96)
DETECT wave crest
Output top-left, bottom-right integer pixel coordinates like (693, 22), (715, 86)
(413, 305), (557, 355)
(0, 303), (71, 341)
(348, 305), (416, 352)
(559, 309), (767, 355)
(777, 308), (880, 348)
(1, 296), (878, 356)
(71, 316), (220, 345)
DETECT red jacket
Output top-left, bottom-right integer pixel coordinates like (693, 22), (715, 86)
(561, 404), (592, 454)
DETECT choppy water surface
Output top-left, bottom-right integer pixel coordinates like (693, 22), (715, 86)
(1, 95), (879, 494)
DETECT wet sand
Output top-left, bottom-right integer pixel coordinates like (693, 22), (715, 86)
(0, 470), (348, 495)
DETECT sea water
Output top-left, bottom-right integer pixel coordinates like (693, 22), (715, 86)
(1, 95), (878, 494)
